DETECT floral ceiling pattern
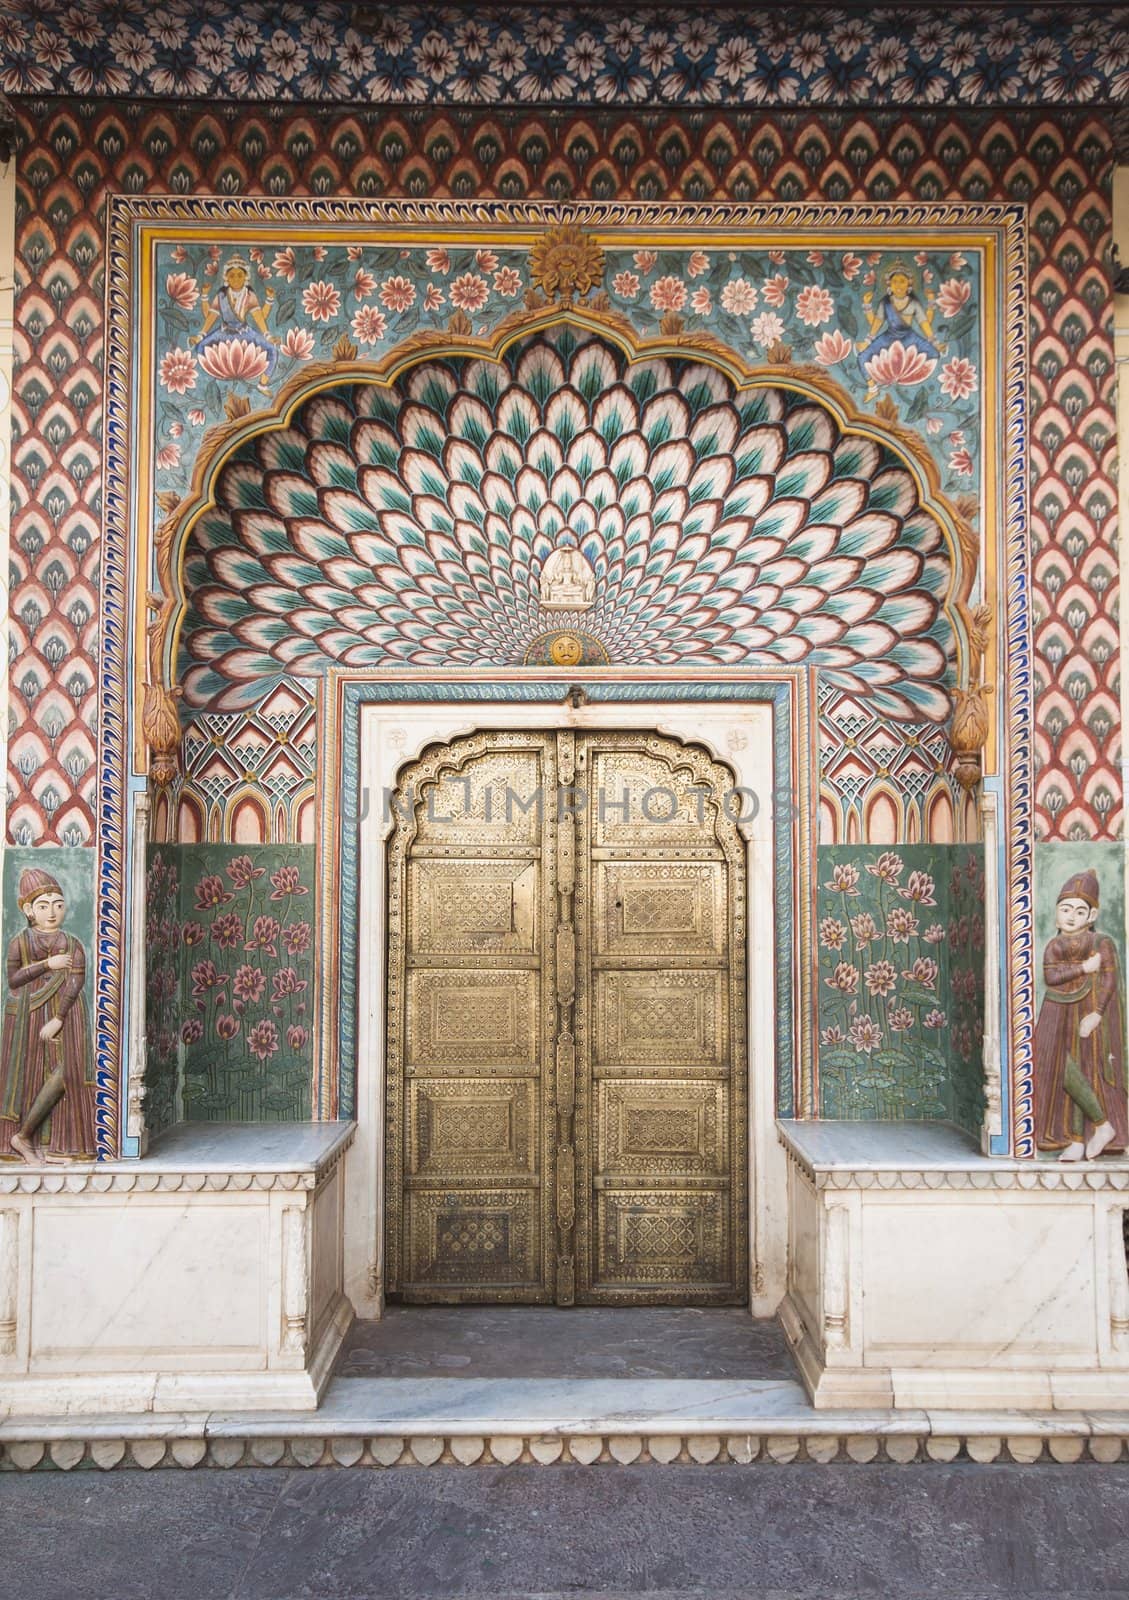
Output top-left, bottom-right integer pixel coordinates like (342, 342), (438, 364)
(2, 3), (1126, 108)
(180, 329), (954, 720)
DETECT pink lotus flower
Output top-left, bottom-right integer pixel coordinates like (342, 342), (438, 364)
(796, 285), (833, 326)
(751, 312), (784, 346)
(924, 1009), (947, 1029)
(210, 912), (244, 950)
(448, 272), (488, 313)
(248, 1018), (280, 1060)
(353, 269), (377, 300)
(302, 281), (341, 323)
(169, 421), (183, 438)
(493, 267), (522, 298)
(233, 964), (266, 1004)
(612, 271), (640, 299)
(936, 278), (971, 317)
(245, 915), (281, 957)
(690, 287), (712, 315)
(171, 245), (187, 263)
(312, 246), (327, 261)
(885, 908), (918, 944)
(182, 921), (205, 946)
(768, 249), (785, 264)
(864, 340), (936, 387)
(826, 962), (860, 995)
(926, 416), (943, 434)
(826, 864), (860, 894)
(227, 854), (265, 887)
(902, 957), (939, 990)
(197, 339), (270, 383)
(280, 327), (315, 361)
(949, 448), (974, 476)
(475, 248), (499, 273)
(156, 443), (180, 470)
(216, 1013), (241, 1040)
(687, 250), (710, 278)
(194, 875), (233, 910)
(190, 960), (226, 1000)
(940, 356), (978, 400)
(762, 274), (789, 307)
(888, 1007), (915, 1031)
(423, 284), (445, 311)
(807, 249), (825, 266)
(426, 247), (451, 274)
(923, 924), (947, 943)
(866, 852), (903, 884)
(271, 966), (308, 999)
(720, 277), (758, 315)
(949, 251), (967, 270)
(820, 1025), (846, 1046)
(864, 960), (898, 997)
(188, 407), (206, 425)
(633, 249), (657, 274)
(181, 1018), (203, 1043)
(813, 329), (852, 366)
(282, 921), (311, 955)
(841, 253), (862, 280)
(848, 1016), (883, 1055)
(650, 275), (687, 312)
(270, 866), (308, 899)
(287, 1024), (310, 1050)
(850, 912), (879, 945)
(899, 870), (937, 906)
(380, 275), (416, 312)
(272, 247), (297, 282)
(351, 307), (388, 344)
(166, 271), (199, 310)
(159, 348), (197, 395)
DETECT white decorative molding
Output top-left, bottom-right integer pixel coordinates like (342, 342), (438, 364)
(0, 1211), (17, 1357)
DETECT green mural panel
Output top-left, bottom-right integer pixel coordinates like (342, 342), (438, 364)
(167, 845), (315, 1124)
(145, 846), (182, 1138)
(817, 844), (985, 1134)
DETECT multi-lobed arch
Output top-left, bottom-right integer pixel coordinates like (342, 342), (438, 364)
(152, 311), (976, 750)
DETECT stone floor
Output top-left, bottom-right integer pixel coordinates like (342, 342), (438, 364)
(336, 1307), (799, 1382)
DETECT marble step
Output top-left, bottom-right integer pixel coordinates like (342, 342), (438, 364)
(4, 1376), (1129, 1469)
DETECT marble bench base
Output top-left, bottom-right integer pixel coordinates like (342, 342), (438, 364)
(0, 1122), (355, 1417)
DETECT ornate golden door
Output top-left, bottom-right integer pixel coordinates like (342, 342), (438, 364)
(385, 730), (747, 1305)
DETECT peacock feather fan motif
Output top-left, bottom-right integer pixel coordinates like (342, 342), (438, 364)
(181, 329), (953, 719)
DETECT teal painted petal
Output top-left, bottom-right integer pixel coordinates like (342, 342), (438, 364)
(837, 511), (899, 559)
(833, 437), (882, 480)
(733, 423), (785, 480)
(773, 449), (832, 502)
(352, 419), (401, 471)
(867, 467), (918, 518)
(450, 393), (493, 451)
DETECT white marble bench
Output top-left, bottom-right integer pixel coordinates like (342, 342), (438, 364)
(0, 1121), (355, 1418)
(778, 1120), (1129, 1411)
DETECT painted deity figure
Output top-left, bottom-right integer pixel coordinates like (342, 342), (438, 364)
(1033, 871), (1127, 1161)
(0, 870), (96, 1164)
(539, 540), (596, 612)
(190, 254), (278, 393)
(856, 262), (945, 400)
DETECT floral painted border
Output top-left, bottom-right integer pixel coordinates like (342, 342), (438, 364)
(2, 5), (1126, 108)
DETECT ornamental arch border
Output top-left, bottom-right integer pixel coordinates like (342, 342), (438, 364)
(99, 196), (1030, 1161)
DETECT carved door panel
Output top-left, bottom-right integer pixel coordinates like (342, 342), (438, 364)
(574, 734), (747, 1304)
(386, 728), (746, 1306)
(386, 733), (559, 1302)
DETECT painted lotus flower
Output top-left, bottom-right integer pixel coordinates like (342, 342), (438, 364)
(826, 961), (860, 994)
(940, 356), (978, 400)
(863, 340), (936, 387)
(850, 912), (878, 943)
(796, 285), (834, 326)
(166, 271), (200, 310)
(864, 959), (898, 996)
(159, 348), (197, 395)
(826, 865), (860, 895)
(819, 917), (846, 950)
(848, 1015), (883, 1054)
(280, 327), (315, 361)
(183, 334), (953, 721)
(197, 339), (270, 383)
(813, 330), (853, 366)
(248, 1018), (280, 1060)
(936, 278), (972, 317)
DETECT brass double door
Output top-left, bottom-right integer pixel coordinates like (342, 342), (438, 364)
(385, 729), (748, 1305)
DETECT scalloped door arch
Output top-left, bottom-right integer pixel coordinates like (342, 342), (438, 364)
(147, 311), (977, 740)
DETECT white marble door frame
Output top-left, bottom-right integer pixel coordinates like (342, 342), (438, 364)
(353, 696), (784, 1320)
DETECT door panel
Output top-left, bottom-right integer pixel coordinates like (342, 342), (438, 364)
(386, 728), (746, 1306)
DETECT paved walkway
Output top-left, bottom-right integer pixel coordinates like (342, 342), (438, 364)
(4, 1460), (1129, 1600)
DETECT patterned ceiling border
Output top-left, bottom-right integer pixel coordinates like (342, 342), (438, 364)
(102, 196), (1030, 1154)
(1, 4), (1126, 109)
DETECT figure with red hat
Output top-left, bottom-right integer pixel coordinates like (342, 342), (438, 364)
(0, 868), (95, 1163)
(1034, 870), (1128, 1161)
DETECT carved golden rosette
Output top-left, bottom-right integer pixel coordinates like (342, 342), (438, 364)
(530, 225), (605, 302)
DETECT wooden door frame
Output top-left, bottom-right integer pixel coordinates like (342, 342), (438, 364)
(352, 681), (799, 1320)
